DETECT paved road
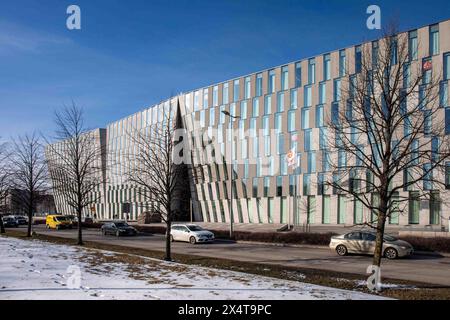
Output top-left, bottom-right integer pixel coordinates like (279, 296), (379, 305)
(11, 225), (450, 286)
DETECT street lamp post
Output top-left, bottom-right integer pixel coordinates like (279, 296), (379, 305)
(221, 110), (240, 239)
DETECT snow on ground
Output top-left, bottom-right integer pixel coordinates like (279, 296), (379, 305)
(0, 237), (388, 300)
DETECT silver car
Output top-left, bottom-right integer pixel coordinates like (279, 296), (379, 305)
(329, 231), (414, 259)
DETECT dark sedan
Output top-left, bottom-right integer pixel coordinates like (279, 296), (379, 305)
(13, 215), (28, 225)
(2, 217), (19, 228)
(101, 221), (137, 237)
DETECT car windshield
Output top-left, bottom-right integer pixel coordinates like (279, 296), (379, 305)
(383, 234), (398, 242)
(115, 222), (128, 228)
(187, 225), (203, 231)
(56, 216), (68, 221)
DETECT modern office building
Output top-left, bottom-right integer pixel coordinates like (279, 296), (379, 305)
(47, 19), (450, 229)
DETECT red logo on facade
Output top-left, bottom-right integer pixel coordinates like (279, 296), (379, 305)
(423, 60), (432, 71)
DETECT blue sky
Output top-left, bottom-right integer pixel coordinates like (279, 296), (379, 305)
(0, 0), (449, 138)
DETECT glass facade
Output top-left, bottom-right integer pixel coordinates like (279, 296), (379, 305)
(47, 20), (450, 228)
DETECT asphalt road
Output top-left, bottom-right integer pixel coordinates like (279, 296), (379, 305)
(10, 225), (450, 287)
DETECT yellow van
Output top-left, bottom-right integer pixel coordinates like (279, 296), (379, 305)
(46, 215), (72, 230)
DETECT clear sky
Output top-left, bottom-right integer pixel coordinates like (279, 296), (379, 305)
(0, 0), (449, 138)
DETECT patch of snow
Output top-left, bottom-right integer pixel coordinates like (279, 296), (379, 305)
(0, 237), (391, 300)
(335, 278), (416, 290)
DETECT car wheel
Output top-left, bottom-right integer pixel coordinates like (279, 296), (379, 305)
(189, 236), (196, 245)
(336, 245), (348, 256)
(384, 247), (398, 260)
(170, 235), (174, 242)
(115, 230), (120, 237)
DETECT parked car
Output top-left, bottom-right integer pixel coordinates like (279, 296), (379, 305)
(83, 217), (94, 224)
(101, 221), (137, 237)
(329, 231), (414, 259)
(170, 224), (215, 244)
(66, 215), (77, 223)
(12, 215), (28, 225)
(2, 216), (19, 228)
(46, 215), (73, 230)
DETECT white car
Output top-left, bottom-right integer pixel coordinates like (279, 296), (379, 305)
(170, 224), (215, 244)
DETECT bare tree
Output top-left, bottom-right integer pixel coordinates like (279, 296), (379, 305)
(0, 140), (11, 234)
(326, 23), (449, 271)
(45, 103), (106, 245)
(124, 99), (189, 261)
(10, 133), (48, 237)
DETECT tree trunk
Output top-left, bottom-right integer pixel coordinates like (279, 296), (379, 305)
(77, 208), (83, 246)
(372, 210), (387, 267)
(26, 207), (33, 237)
(0, 215), (5, 234)
(164, 217), (172, 261)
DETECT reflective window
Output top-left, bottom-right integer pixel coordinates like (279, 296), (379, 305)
(277, 92), (285, 112)
(430, 24), (439, 56)
(223, 83), (229, 104)
(264, 177), (270, 197)
(281, 65), (289, 91)
(372, 40), (379, 66)
(213, 86), (219, 106)
(240, 101), (247, 119)
(209, 107), (215, 126)
(444, 52), (450, 80)
(301, 108), (310, 129)
(233, 79), (240, 102)
(288, 110), (296, 132)
(304, 85), (312, 107)
(295, 62), (302, 87)
(264, 95), (272, 115)
(245, 76), (251, 99)
(319, 82), (326, 104)
(252, 178), (258, 197)
(334, 79), (341, 102)
(409, 30), (418, 61)
(323, 54), (331, 81)
(290, 89), (298, 109)
(304, 129), (312, 151)
(316, 105), (324, 127)
(252, 98), (259, 117)
(339, 50), (346, 77)
(307, 152), (316, 173)
(355, 45), (362, 73)
(256, 73), (263, 97)
(276, 176), (283, 197)
(274, 113), (282, 132)
(203, 89), (209, 108)
(440, 81), (448, 107)
(308, 58), (315, 84)
(268, 69), (276, 93)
